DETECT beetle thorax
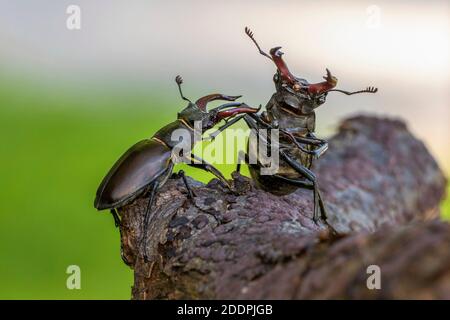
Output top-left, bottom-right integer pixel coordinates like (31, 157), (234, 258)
(177, 103), (211, 130)
(265, 93), (318, 134)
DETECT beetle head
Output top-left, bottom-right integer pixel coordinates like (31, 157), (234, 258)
(204, 102), (260, 130)
(175, 75), (252, 128)
(244, 27), (339, 111)
(177, 101), (205, 125)
(177, 95), (258, 130)
(270, 47), (337, 101)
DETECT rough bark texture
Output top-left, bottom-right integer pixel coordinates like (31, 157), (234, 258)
(117, 116), (448, 299)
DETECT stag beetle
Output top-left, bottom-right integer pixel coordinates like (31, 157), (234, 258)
(94, 76), (258, 259)
(212, 28), (377, 226)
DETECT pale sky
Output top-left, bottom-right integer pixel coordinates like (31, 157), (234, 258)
(0, 0), (448, 171)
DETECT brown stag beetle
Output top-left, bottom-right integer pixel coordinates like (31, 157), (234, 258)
(94, 75), (258, 260)
(213, 28), (377, 227)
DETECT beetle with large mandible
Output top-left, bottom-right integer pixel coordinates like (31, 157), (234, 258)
(212, 28), (377, 228)
(94, 76), (258, 260)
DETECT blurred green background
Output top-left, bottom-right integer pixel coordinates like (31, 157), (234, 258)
(0, 0), (448, 299)
(0, 75), (253, 299)
(0, 74), (448, 300)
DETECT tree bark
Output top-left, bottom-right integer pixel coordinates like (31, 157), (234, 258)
(117, 115), (448, 299)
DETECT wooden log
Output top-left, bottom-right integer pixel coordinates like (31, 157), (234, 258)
(116, 116), (447, 299)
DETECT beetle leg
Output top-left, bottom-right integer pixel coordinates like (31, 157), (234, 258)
(270, 174), (314, 189)
(245, 113), (322, 177)
(142, 181), (160, 262)
(317, 189), (329, 224)
(243, 113), (277, 148)
(236, 150), (266, 175)
(306, 133), (329, 157)
(271, 173), (337, 234)
(188, 154), (232, 189)
(236, 150), (249, 173)
(211, 102), (245, 111)
(292, 135), (327, 147)
(274, 173), (322, 225)
(243, 114), (284, 151)
(110, 209), (121, 228)
(246, 113), (328, 155)
(279, 132), (328, 156)
(308, 142), (329, 159)
(279, 150), (329, 225)
(177, 170), (195, 199)
(204, 114), (246, 141)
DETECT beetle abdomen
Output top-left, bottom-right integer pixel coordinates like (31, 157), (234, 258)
(94, 139), (172, 210)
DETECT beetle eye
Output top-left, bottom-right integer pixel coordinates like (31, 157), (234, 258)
(273, 73), (279, 82)
(293, 83), (301, 92)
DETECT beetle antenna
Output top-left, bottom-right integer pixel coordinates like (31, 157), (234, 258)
(175, 75), (191, 102)
(327, 87), (378, 95)
(245, 27), (273, 61)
